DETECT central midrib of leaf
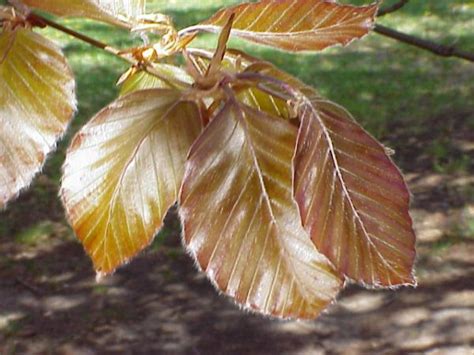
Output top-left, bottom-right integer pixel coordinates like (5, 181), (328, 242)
(84, 100), (181, 262)
(236, 102), (318, 302)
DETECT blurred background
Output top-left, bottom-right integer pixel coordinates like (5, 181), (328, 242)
(1, 0), (473, 353)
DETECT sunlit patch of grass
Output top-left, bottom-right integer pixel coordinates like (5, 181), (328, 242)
(2, 319), (23, 338)
(458, 206), (474, 239)
(428, 139), (472, 174)
(15, 222), (54, 245)
(430, 236), (457, 254)
(92, 285), (109, 295)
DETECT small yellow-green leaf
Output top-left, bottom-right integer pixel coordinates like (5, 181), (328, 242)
(192, 0), (379, 52)
(61, 89), (202, 274)
(179, 99), (342, 319)
(0, 27), (75, 209)
(119, 64), (193, 96)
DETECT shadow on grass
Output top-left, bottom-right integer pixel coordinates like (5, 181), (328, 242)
(0, 211), (473, 353)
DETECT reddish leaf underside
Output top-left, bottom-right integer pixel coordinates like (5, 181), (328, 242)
(226, 58), (416, 286)
(0, 27), (75, 209)
(61, 89), (202, 274)
(197, 0), (378, 52)
(294, 94), (416, 287)
(179, 99), (342, 319)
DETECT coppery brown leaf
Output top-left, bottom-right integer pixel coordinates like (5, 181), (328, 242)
(211, 53), (417, 287)
(61, 89), (202, 274)
(0, 27), (75, 209)
(294, 94), (416, 287)
(179, 99), (342, 319)
(190, 0), (378, 52)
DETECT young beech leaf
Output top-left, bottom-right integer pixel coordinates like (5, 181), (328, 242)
(119, 64), (193, 96)
(61, 89), (202, 274)
(179, 99), (342, 319)
(294, 94), (416, 287)
(0, 27), (75, 209)
(206, 13), (234, 79)
(21, 0), (145, 28)
(192, 0), (378, 52)
(231, 57), (416, 287)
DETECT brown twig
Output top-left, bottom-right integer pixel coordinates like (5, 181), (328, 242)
(374, 24), (474, 63)
(377, 0), (410, 17)
(28, 13), (117, 53)
(375, 1), (474, 63)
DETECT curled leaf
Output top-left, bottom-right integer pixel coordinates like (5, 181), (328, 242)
(189, 0), (378, 52)
(0, 27), (75, 209)
(61, 89), (202, 274)
(179, 99), (342, 319)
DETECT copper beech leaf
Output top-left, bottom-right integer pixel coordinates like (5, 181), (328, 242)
(179, 99), (342, 319)
(61, 89), (202, 274)
(21, 0), (145, 28)
(0, 27), (75, 209)
(294, 94), (416, 287)
(187, 51), (415, 286)
(192, 0), (378, 52)
(231, 57), (416, 286)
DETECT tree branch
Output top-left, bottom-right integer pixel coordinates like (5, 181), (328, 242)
(374, 24), (474, 63)
(377, 0), (410, 17)
(375, 1), (474, 63)
(28, 13), (115, 53)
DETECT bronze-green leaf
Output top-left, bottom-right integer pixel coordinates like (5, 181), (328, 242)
(61, 89), (202, 274)
(0, 27), (75, 209)
(294, 95), (416, 287)
(119, 64), (193, 96)
(191, 0), (378, 52)
(179, 99), (342, 319)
